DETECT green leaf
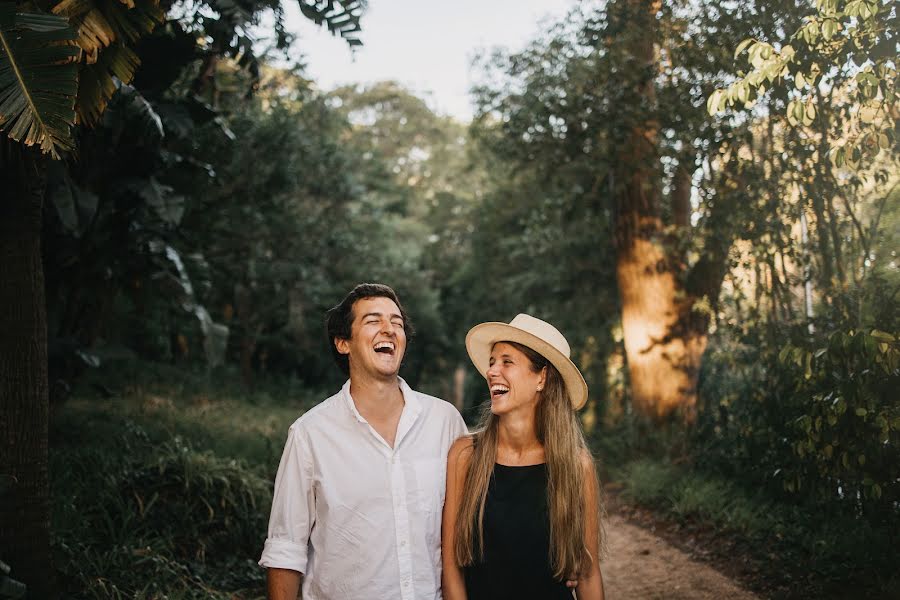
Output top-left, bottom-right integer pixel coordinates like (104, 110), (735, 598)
(47, 162), (98, 235)
(870, 329), (895, 342)
(737, 81), (749, 104)
(832, 146), (846, 167)
(734, 38), (754, 59)
(75, 43), (141, 125)
(803, 101), (816, 125)
(855, 407), (868, 417)
(707, 89), (724, 115)
(796, 71), (806, 88)
(131, 177), (184, 225)
(0, 6), (81, 158)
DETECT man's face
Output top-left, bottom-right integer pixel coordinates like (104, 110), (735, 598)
(335, 296), (407, 379)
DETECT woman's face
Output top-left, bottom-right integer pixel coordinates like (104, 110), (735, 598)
(485, 342), (546, 417)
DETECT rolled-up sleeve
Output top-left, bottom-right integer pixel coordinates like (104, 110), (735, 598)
(259, 423), (315, 573)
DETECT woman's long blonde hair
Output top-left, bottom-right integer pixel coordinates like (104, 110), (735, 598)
(453, 341), (602, 579)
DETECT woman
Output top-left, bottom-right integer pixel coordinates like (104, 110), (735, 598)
(442, 314), (604, 600)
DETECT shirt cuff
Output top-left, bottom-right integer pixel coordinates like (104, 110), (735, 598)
(259, 537), (308, 573)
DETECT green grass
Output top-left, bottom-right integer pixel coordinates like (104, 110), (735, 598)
(50, 361), (321, 599)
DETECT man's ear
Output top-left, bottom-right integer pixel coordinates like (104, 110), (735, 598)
(335, 337), (350, 355)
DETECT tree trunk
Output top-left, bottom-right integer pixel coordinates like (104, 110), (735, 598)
(451, 363), (466, 413)
(0, 142), (55, 597)
(609, 0), (706, 422)
(671, 162), (692, 230)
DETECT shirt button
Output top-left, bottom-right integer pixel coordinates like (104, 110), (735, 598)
(400, 540), (406, 547)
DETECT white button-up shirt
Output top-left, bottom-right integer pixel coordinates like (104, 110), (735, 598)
(259, 378), (467, 600)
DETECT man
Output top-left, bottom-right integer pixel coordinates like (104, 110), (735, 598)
(260, 283), (468, 600)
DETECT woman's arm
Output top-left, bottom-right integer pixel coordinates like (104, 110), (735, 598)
(441, 436), (473, 600)
(575, 450), (605, 600)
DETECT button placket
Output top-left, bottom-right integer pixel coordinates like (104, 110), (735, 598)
(390, 450), (414, 600)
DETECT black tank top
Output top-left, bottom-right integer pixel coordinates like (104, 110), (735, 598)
(463, 463), (573, 600)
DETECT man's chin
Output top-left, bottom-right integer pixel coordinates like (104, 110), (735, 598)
(373, 363), (401, 378)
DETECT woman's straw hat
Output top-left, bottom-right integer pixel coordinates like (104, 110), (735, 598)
(465, 313), (588, 410)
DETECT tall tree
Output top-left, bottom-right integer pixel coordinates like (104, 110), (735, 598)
(605, 0), (700, 421)
(470, 0), (788, 422)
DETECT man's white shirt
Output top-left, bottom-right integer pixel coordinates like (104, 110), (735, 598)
(259, 378), (468, 600)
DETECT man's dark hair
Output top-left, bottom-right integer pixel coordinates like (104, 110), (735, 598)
(325, 283), (414, 375)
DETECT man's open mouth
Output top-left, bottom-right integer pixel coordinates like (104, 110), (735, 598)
(374, 341), (395, 355)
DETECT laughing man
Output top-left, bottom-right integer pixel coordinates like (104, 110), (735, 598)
(260, 283), (467, 600)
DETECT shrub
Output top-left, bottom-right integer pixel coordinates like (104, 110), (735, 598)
(779, 329), (899, 519)
(51, 412), (272, 598)
(696, 327), (899, 524)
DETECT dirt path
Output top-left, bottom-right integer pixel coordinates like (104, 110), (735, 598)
(602, 515), (760, 599)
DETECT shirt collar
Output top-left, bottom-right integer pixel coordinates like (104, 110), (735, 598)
(341, 377), (421, 424)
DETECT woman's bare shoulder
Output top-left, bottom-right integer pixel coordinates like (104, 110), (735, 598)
(449, 434), (474, 456)
(448, 434), (475, 467)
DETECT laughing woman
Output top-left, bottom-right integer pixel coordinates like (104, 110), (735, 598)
(442, 314), (604, 600)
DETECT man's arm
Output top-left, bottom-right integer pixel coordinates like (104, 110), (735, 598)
(268, 568), (302, 600)
(260, 424), (315, 597)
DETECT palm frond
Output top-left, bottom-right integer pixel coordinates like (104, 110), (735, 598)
(76, 42), (140, 124)
(0, 5), (81, 158)
(297, 0), (366, 47)
(52, 0), (163, 62)
(50, 0), (162, 126)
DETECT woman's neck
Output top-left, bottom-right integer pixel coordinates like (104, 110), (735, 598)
(496, 413), (544, 465)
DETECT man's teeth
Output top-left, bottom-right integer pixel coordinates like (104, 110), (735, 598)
(374, 342), (395, 353)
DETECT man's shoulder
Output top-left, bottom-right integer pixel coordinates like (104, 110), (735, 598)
(289, 390), (343, 433)
(409, 388), (464, 423)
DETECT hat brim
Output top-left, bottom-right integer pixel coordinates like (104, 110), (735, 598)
(465, 322), (588, 410)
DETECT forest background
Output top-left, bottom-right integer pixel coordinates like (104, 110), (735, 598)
(0, 0), (897, 598)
